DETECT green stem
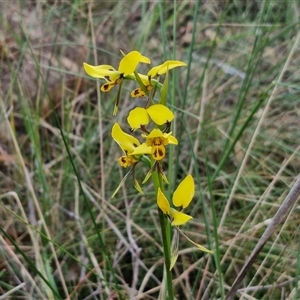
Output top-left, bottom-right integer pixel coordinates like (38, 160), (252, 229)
(152, 166), (174, 300)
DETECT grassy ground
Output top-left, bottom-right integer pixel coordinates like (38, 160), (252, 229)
(1, 1), (300, 299)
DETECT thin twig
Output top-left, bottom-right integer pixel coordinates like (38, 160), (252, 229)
(225, 175), (300, 299)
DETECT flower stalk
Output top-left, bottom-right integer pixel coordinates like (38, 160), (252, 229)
(152, 165), (174, 299)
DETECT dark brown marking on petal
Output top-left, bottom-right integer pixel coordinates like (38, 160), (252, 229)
(153, 138), (163, 146)
(102, 83), (110, 91)
(153, 147), (164, 160)
(158, 148), (164, 157)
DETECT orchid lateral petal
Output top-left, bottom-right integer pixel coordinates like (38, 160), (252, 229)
(170, 208), (192, 226)
(131, 143), (152, 156)
(111, 123), (140, 154)
(157, 188), (170, 215)
(83, 63), (120, 81)
(166, 134), (178, 145)
(146, 104), (174, 125)
(118, 50), (142, 76)
(127, 107), (150, 130)
(172, 174), (194, 209)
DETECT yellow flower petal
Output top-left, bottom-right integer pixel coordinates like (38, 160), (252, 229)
(127, 107), (150, 129)
(112, 123), (140, 154)
(118, 156), (138, 168)
(146, 104), (174, 125)
(147, 65), (161, 78)
(136, 73), (151, 85)
(143, 128), (164, 139)
(131, 143), (152, 156)
(170, 208), (192, 226)
(157, 188), (170, 214)
(147, 60), (187, 77)
(118, 50), (142, 76)
(83, 63), (120, 81)
(156, 60), (187, 75)
(165, 134), (178, 145)
(130, 88), (146, 98)
(172, 174), (194, 209)
(101, 82), (116, 92)
(120, 50), (150, 64)
(140, 55), (151, 64)
(151, 143), (166, 161)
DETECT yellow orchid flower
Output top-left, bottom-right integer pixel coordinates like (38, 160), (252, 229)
(157, 175), (213, 261)
(157, 175), (194, 226)
(127, 104), (175, 130)
(111, 123), (151, 167)
(84, 50), (150, 115)
(83, 50), (150, 92)
(111, 123), (152, 197)
(130, 60), (186, 98)
(132, 128), (178, 161)
(130, 73), (154, 98)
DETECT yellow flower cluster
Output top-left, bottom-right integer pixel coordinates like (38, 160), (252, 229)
(83, 50), (213, 259)
(83, 50), (192, 224)
(83, 51), (198, 225)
